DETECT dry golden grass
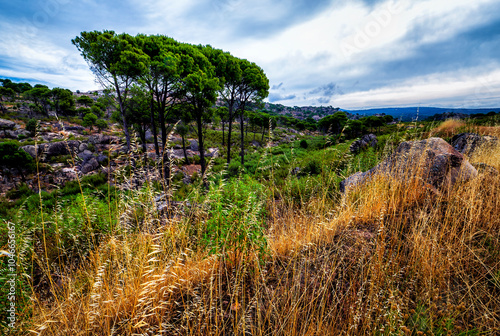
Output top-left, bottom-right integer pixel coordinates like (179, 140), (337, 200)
(429, 119), (466, 138)
(429, 118), (500, 139)
(15, 130), (500, 335)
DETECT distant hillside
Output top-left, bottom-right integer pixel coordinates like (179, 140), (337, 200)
(342, 107), (500, 122)
(261, 102), (342, 121)
(258, 103), (500, 122)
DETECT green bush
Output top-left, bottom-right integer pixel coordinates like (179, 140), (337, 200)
(227, 160), (243, 177)
(25, 118), (38, 137)
(5, 183), (34, 200)
(299, 139), (308, 149)
(302, 158), (322, 175)
(0, 142), (35, 178)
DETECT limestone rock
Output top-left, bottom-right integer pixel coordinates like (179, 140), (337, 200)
(205, 147), (219, 158)
(251, 140), (261, 148)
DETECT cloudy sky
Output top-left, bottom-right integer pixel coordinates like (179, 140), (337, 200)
(1, 0), (500, 109)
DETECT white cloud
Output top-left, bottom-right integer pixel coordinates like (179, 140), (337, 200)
(332, 67), (500, 109)
(1, 0), (500, 107)
(0, 21), (96, 90)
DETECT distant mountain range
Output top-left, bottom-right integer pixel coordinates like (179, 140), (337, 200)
(342, 107), (500, 122)
(261, 103), (500, 122)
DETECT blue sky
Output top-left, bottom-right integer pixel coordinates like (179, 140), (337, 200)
(1, 0), (500, 109)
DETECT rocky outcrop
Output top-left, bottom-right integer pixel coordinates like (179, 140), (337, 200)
(22, 141), (82, 159)
(88, 134), (120, 145)
(349, 134), (377, 153)
(3, 129), (30, 139)
(46, 140), (80, 157)
(451, 133), (498, 156)
(340, 137), (477, 192)
(0, 118), (17, 130)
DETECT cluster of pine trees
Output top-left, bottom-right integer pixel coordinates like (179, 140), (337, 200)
(73, 30), (270, 175)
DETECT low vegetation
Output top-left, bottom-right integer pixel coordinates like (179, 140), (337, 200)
(1, 114), (499, 335)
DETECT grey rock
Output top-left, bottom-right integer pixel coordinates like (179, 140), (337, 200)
(340, 137), (478, 193)
(88, 134), (120, 145)
(182, 174), (192, 185)
(96, 154), (108, 164)
(145, 129), (154, 142)
(78, 150), (94, 161)
(451, 133), (498, 156)
(349, 134), (378, 153)
(0, 118), (17, 130)
(4, 130), (18, 138)
(21, 144), (46, 159)
(78, 142), (88, 152)
(170, 149), (186, 160)
(205, 147), (219, 158)
(80, 157), (99, 174)
(190, 139), (199, 151)
(46, 140), (80, 157)
(251, 140), (261, 147)
(64, 125), (85, 132)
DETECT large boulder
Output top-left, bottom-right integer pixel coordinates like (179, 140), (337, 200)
(22, 141), (80, 160)
(21, 144), (44, 158)
(0, 118), (17, 130)
(88, 134), (120, 145)
(46, 140), (80, 157)
(349, 134), (377, 153)
(451, 133), (498, 156)
(340, 137), (477, 192)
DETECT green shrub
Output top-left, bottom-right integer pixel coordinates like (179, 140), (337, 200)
(227, 160), (243, 177)
(302, 158), (322, 175)
(25, 118), (38, 137)
(5, 183), (34, 200)
(0, 142), (35, 178)
(299, 139), (308, 149)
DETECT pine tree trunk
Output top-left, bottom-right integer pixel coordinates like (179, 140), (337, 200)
(150, 96), (159, 156)
(182, 135), (188, 165)
(240, 112), (244, 165)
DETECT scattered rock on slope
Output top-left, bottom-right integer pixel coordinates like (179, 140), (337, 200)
(340, 137), (477, 192)
(80, 157), (100, 174)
